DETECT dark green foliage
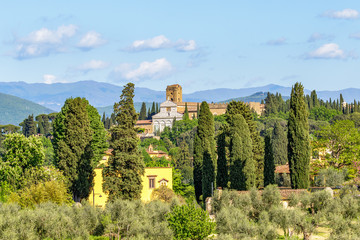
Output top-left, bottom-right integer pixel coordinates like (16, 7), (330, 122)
(139, 102), (147, 120)
(272, 121), (287, 165)
(166, 203), (215, 240)
(53, 97), (93, 202)
(151, 101), (156, 116)
(156, 102), (159, 113)
(20, 114), (37, 137)
(225, 101), (263, 187)
(194, 102), (216, 202)
(196, 103), (200, 119)
(229, 114), (254, 190)
(288, 82), (311, 189)
(216, 128), (228, 189)
(193, 134), (203, 202)
(87, 104), (109, 168)
(103, 83), (145, 201)
(264, 132), (275, 187)
(309, 106), (341, 121)
(183, 102), (190, 120)
(35, 114), (51, 136)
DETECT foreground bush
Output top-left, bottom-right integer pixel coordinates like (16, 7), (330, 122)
(0, 202), (99, 239)
(8, 180), (73, 208)
(166, 203), (215, 240)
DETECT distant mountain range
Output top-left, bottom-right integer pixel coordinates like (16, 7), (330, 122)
(219, 91), (291, 103)
(0, 92), (54, 125)
(1, 80), (359, 113)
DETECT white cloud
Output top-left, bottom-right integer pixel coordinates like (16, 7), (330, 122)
(131, 35), (171, 50)
(77, 31), (106, 50)
(110, 58), (173, 81)
(323, 9), (359, 19)
(14, 25), (78, 59)
(43, 74), (57, 84)
(306, 43), (356, 59)
(266, 37), (286, 46)
(176, 39), (197, 51)
(128, 35), (197, 52)
(76, 60), (109, 73)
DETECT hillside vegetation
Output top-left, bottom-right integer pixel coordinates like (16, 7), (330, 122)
(0, 92), (54, 125)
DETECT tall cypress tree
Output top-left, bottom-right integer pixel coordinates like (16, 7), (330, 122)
(311, 90), (319, 108)
(193, 134), (203, 202)
(264, 131), (275, 187)
(193, 101), (216, 202)
(229, 114), (254, 190)
(216, 127), (228, 189)
(183, 102), (190, 120)
(151, 102), (156, 116)
(288, 82), (310, 189)
(139, 102), (147, 120)
(147, 108), (151, 119)
(102, 112), (106, 125)
(272, 121), (287, 165)
(103, 83), (145, 201)
(225, 101), (264, 187)
(156, 102), (159, 113)
(196, 103), (200, 119)
(53, 97), (92, 202)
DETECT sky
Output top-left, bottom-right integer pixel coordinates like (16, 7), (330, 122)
(1, 1), (360, 93)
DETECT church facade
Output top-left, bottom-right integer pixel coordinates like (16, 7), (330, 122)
(152, 100), (183, 133)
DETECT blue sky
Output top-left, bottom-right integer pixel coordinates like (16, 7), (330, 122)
(1, 1), (360, 93)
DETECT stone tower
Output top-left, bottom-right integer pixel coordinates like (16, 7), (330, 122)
(166, 84), (182, 103)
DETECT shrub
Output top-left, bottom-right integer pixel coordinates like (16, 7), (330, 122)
(8, 180), (72, 208)
(166, 203), (215, 240)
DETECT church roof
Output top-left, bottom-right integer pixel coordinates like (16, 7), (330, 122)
(160, 100), (177, 107)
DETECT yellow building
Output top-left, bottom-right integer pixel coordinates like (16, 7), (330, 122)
(89, 150), (173, 207)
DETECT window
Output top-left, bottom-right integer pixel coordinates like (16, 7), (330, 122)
(166, 107), (171, 112)
(149, 178), (155, 189)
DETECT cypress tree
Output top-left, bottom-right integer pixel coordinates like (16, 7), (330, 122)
(37, 116), (45, 135)
(229, 114), (254, 190)
(102, 112), (106, 125)
(156, 102), (159, 113)
(53, 97), (92, 202)
(272, 121), (287, 165)
(264, 131), (275, 187)
(103, 83), (145, 201)
(183, 102), (190, 121)
(196, 103), (200, 119)
(21, 115), (37, 137)
(225, 101), (264, 187)
(216, 127), (228, 189)
(193, 101), (216, 202)
(287, 82), (311, 189)
(139, 102), (147, 120)
(193, 134), (203, 202)
(147, 108), (151, 119)
(151, 102), (156, 116)
(311, 90), (319, 108)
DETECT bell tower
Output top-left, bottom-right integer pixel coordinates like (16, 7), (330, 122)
(166, 84), (182, 103)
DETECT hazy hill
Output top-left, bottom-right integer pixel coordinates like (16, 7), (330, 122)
(1, 81), (360, 112)
(97, 102), (155, 117)
(219, 91), (290, 103)
(0, 92), (54, 125)
(0, 81), (165, 112)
